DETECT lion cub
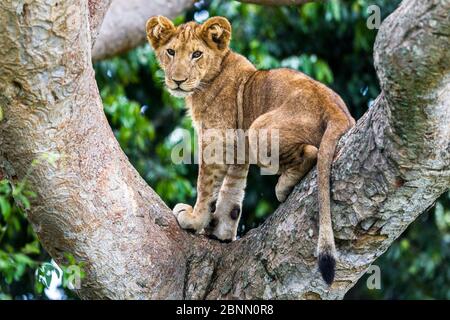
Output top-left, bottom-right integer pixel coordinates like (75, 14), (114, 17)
(146, 16), (354, 284)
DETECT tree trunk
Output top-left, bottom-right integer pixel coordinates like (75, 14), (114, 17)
(0, 0), (448, 299)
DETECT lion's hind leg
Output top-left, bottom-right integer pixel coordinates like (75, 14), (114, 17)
(275, 144), (318, 202)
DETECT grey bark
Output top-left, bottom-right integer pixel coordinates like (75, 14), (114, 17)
(0, 0), (449, 299)
(92, 0), (195, 61)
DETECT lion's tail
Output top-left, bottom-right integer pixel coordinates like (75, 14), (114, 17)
(316, 122), (342, 285)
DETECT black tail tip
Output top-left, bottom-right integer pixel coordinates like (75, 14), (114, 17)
(318, 252), (336, 285)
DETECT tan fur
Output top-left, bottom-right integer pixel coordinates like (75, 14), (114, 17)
(146, 16), (355, 284)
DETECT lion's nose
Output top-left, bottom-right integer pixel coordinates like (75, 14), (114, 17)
(173, 78), (187, 86)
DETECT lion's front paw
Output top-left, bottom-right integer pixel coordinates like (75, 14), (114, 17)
(205, 204), (240, 243)
(173, 203), (208, 233)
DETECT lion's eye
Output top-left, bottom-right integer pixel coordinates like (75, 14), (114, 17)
(167, 49), (175, 56)
(192, 51), (203, 59)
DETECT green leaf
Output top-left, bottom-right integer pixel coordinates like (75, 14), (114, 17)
(329, 0), (342, 21)
(21, 241), (41, 255)
(0, 197), (12, 220)
(14, 253), (35, 266)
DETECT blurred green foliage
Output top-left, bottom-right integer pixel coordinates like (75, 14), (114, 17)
(1, 0), (448, 299)
(0, 176), (41, 300)
(1, 162), (82, 299)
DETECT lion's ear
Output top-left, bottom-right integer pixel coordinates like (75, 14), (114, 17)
(200, 17), (232, 50)
(146, 16), (176, 49)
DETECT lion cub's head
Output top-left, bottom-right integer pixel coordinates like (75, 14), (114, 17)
(146, 16), (232, 98)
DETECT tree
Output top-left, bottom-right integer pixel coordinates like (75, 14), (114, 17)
(0, 0), (448, 299)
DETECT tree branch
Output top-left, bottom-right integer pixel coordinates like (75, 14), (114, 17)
(237, 0), (317, 5)
(91, 0), (320, 61)
(0, 0), (448, 300)
(92, 0), (195, 61)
